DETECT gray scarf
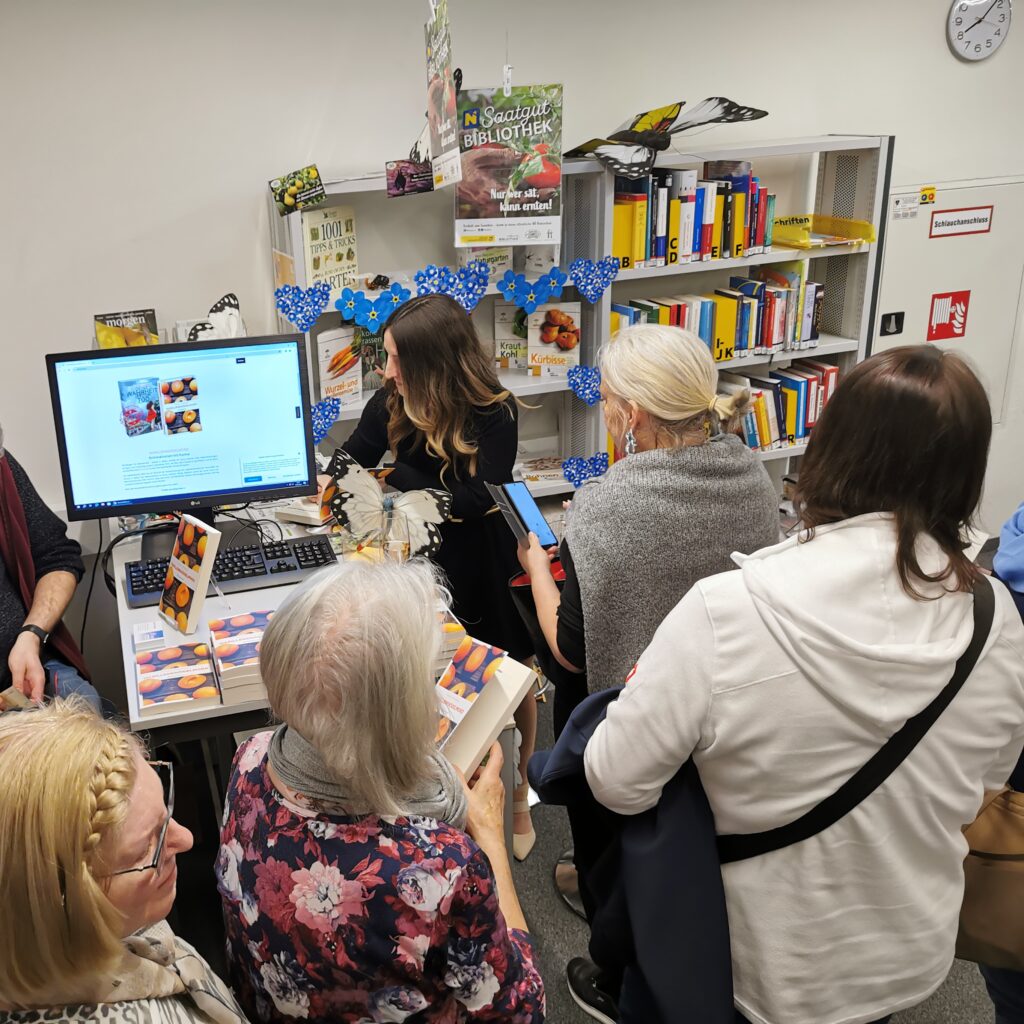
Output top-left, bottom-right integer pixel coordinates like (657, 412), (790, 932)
(268, 724), (468, 829)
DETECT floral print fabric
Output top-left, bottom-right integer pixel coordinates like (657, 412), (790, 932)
(217, 734), (544, 1023)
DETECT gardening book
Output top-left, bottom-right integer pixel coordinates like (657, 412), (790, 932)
(526, 302), (581, 376)
(435, 636), (537, 776)
(158, 515), (222, 636)
(316, 325), (360, 404)
(455, 83), (563, 247)
(302, 206), (358, 303)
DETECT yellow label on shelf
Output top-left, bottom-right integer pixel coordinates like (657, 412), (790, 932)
(920, 186), (936, 205)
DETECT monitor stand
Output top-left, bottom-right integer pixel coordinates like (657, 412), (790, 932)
(139, 506), (218, 562)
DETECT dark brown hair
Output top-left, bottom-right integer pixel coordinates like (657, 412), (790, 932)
(383, 294), (512, 478)
(795, 345), (990, 597)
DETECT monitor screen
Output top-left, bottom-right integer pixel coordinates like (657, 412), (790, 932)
(46, 335), (318, 520)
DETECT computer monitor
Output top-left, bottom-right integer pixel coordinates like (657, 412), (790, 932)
(46, 335), (318, 525)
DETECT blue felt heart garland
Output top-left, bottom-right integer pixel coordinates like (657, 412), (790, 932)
(568, 256), (620, 303)
(311, 396), (341, 444)
(562, 452), (609, 487)
(275, 282), (331, 332)
(415, 261), (491, 313)
(567, 365), (602, 406)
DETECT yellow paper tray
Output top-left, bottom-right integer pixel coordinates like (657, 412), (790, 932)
(772, 214), (876, 249)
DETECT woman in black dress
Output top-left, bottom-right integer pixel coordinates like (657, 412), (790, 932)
(339, 293), (537, 858)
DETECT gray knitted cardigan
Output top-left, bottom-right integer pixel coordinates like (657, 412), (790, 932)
(564, 433), (779, 692)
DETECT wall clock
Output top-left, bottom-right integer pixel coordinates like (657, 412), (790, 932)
(949, 0), (1012, 60)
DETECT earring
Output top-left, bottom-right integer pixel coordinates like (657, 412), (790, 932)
(625, 428), (637, 456)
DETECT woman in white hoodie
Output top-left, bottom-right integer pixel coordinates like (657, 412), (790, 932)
(585, 345), (1024, 1024)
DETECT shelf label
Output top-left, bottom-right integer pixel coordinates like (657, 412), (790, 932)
(927, 290), (970, 342)
(929, 206), (993, 238)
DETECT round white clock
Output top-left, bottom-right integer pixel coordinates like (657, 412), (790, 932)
(949, 0), (1012, 60)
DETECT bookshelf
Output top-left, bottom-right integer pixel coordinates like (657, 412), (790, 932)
(268, 134), (893, 497)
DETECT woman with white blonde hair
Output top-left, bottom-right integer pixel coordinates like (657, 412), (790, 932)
(216, 558), (544, 1023)
(0, 699), (247, 1023)
(518, 324), (779, 1017)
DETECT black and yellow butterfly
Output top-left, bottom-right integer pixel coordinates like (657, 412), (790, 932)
(566, 98), (768, 179)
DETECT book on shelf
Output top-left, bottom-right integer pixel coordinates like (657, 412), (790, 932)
(435, 636), (537, 776)
(95, 308), (159, 349)
(302, 206), (358, 303)
(494, 301), (529, 369)
(526, 302), (581, 376)
(357, 325), (387, 395)
(515, 456), (567, 485)
(158, 515), (221, 636)
(134, 642), (221, 716)
(316, 325), (360, 404)
(209, 611), (272, 706)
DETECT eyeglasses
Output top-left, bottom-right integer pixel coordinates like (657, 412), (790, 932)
(109, 760), (175, 877)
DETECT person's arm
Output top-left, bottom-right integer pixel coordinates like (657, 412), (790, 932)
(337, 388), (390, 468)
(517, 535), (583, 674)
(584, 587), (715, 815)
(387, 403), (518, 519)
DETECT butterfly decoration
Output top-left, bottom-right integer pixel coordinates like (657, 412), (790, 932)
(562, 453), (609, 488)
(567, 365), (602, 406)
(323, 448), (453, 559)
(187, 293), (246, 342)
(568, 257), (619, 303)
(566, 98), (769, 180)
(310, 397), (341, 445)
(274, 282), (331, 332)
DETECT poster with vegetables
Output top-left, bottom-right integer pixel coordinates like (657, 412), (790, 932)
(424, 0), (462, 190)
(455, 84), (562, 248)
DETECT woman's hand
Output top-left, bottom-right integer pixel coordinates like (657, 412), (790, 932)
(515, 532), (556, 579)
(461, 742), (506, 847)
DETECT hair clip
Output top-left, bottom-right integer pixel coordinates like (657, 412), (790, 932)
(275, 282), (331, 332)
(569, 256), (620, 303)
(567, 365), (601, 406)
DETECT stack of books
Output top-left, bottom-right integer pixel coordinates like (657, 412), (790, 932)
(209, 611), (272, 706)
(135, 643), (221, 716)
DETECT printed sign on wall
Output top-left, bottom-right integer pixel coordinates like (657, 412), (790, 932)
(927, 290), (971, 342)
(929, 207), (994, 238)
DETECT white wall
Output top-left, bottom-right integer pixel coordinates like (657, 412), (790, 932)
(2, 0), (1022, 525)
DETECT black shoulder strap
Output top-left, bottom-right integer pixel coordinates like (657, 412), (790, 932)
(718, 577), (996, 864)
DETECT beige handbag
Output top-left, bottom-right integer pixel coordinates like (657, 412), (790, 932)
(956, 786), (1024, 970)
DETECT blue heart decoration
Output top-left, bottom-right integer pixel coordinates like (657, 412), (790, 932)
(275, 281), (331, 332)
(311, 396), (341, 444)
(568, 256), (620, 304)
(562, 452), (609, 487)
(567, 365), (602, 406)
(415, 260), (491, 313)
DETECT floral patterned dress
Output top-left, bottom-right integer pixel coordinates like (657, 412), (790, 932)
(216, 734), (544, 1023)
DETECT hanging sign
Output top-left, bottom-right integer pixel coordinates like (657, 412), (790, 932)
(424, 0), (462, 189)
(927, 290), (970, 342)
(929, 206), (993, 238)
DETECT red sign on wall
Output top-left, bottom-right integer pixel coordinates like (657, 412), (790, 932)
(927, 290), (970, 342)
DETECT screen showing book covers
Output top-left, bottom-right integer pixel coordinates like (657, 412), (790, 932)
(455, 84), (563, 248)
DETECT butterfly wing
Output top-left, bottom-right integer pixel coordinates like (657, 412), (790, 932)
(324, 449), (386, 539)
(391, 489), (453, 559)
(208, 292), (245, 339)
(587, 144), (656, 180)
(187, 321), (216, 343)
(667, 97), (768, 135)
(616, 101), (684, 135)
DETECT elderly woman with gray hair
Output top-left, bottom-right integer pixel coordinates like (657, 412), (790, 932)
(216, 559), (544, 1024)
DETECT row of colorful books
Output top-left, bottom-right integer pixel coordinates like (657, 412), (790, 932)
(721, 359), (839, 452)
(612, 161), (777, 271)
(610, 265), (824, 361)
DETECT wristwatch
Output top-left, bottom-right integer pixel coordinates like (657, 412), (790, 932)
(18, 624), (50, 646)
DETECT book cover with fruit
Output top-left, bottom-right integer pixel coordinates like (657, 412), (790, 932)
(158, 515), (222, 636)
(134, 642), (220, 716)
(95, 308), (159, 349)
(118, 378), (163, 437)
(209, 611), (272, 675)
(435, 636), (506, 749)
(302, 206), (358, 303)
(455, 83), (563, 247)
(159, 375), (201, 434)
(526, 302), (581, 376)
(316, 326), (360, 404)
(269, 164), (326, 217)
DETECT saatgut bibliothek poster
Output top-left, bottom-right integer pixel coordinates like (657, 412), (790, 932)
(455, 84), (563, 248)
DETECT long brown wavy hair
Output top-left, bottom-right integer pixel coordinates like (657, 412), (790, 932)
(383, 294), (513, 479)
(795, 344), (990, 598)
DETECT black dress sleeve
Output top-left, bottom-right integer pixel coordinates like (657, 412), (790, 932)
(7, 453), (85, 582)
(556, 540), (586, 670)
(388, 402), (518, 520)
(341, 389), (389, 468)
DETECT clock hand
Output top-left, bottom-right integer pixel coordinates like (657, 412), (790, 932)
(966, 0), (1000, 31)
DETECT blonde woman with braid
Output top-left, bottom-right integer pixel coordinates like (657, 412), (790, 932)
(0, 700), (247, 1024)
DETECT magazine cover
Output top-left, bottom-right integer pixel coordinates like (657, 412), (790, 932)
(158, 515), (222, 635)
(135, 642), (220, 715)
(455, 84), (563, 247)
(435, 637), (506, 748)
(118, 378), (163, 437)
(95, 308), (159, 349)
(386, 123), (435, 198)
(424, 0), (461, 189)
(302, 206), (359, 302)
(269, 164), (326, 217)
(160, 375), (201, 434)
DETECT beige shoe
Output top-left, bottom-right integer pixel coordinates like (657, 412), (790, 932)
(512, 800), (536, 862)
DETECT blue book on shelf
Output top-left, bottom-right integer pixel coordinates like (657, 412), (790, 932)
(698, 299), (715, 348)
(742, 410), (760, 450)
(770, 370), (808, 440)
(737, 299), (750, 354)
(611, 303), (639, 325)
(692, 186), (706, 258)
(730, 277), (767, 351)
(641, 177), (653, 264)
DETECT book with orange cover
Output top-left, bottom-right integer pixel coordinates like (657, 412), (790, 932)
(158, 515), (221, 636)
(135, 642), (220, 716)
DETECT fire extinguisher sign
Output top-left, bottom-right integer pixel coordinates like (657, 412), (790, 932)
(927, 291), (970, 342)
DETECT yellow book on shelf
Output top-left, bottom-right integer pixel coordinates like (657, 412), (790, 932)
(731, 193), (746, 259)
(780, 386), (798, 445)
(609, 310), (622, 336)
(711, 194), (725, 259)
(752, 392), (771, 450)
(706, 293), (737, 362)
(627, 198), (647, 268)
(612, 203), (635, 271)
(666, 198), (682, 266)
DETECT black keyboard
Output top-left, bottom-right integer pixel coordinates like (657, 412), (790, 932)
(124, 536), (338, 609)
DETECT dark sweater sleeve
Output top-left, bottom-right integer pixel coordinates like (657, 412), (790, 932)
(556, 540), (586, 670)
(7, 453), (84, 582)
(388, 403), (519, 520)
(340, 389), (389, 468)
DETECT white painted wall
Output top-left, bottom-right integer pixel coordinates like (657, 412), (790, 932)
(2, 0), (1022, 527)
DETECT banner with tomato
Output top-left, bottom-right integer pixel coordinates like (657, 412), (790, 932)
(455, 83), (563, 248)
